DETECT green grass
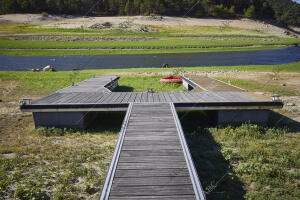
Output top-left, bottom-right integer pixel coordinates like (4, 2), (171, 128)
(0, 71), (185, 93)
(0, 128), (119, 200)
(0, 62), (299, 93)
(0, 46), (288, 56)
(217, 78), (300, 96)
(115, 75), (185, 92)
(180, 119), (300, 200)
(0, 24), (272, 38)
(1, 24), (298, 56)
(0, 38), (299, 50)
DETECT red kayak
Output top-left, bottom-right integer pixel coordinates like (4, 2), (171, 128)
(160, 76), (182, 83)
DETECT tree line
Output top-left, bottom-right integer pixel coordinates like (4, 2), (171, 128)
(0, 0), (299, 26)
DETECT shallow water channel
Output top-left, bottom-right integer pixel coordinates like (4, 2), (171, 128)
(1, 47), (300, 71)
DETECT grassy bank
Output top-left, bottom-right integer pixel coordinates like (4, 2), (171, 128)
(180, 113), (300, 199)
(1, 24), (299, 56)
(1, 38), (298, 50)
(0, 24), (272, 38)
(0, 46), (287, 56)
(0, 62), (299, 92)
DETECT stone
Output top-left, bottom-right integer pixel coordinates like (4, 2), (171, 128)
(286, 102), (296, 106)
(43, 65), (56, 72)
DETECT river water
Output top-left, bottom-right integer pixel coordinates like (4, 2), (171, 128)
(1, 47), (300, 71)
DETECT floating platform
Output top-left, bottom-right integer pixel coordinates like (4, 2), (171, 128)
(20, 76), (283, 127)
(20, 76), (284, 199)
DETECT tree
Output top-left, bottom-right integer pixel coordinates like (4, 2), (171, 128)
(244, 5), (255, 18)
(125, 0), (134, 15)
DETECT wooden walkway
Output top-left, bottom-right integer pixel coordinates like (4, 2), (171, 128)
(57, 76), (119, 93)
(100, 103), (206, 200)
(182, 75), (246, 92)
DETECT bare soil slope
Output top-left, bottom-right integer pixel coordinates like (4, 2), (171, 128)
(0, 14), (299, 37)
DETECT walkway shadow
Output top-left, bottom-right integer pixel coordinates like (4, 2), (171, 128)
(88, 111), (126, 133)
(114, 86), (134, 92)
(178, 111), (246, 200)
(268, 110), (300, 133)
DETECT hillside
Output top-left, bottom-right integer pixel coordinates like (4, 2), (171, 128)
(0, 0), (300, 26)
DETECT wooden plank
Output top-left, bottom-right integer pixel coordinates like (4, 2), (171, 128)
(110, 195), (196, 200)
(116, 162), (187, 170)
(124, 136), (179, 141)
(147, 92), (154, 103)
(120, 149), (184, 157)
(114, 168), (190, 178)
(121, 92), (133, 103)
(162, 92), (172, 102)
(134, 92), (143, 103)
(158, 92), (166, 102)
(122, 140), (181, 146)
(112, 176), (192, 186)
(141, 92), (148, 103)
(121, 145), (182, 151)
(153, 92), (160, 102)
(176, 92), (191, 102)
(109, 92), (124, 104)
(113, 92), (127, 103)
(128, 92), (138, 103)
(118, 156), (185, 163)
(110, 185), (195, 196)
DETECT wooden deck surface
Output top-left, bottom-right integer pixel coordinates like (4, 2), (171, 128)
(183, 75), (245, 92)
(21, 76), (283, 112)
(100, 103), (205, 200)
(32, 91), (254, 105)
(57, 76), (119, 93)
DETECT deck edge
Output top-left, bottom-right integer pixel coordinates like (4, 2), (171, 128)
(99, 103), (133, 200)
(170, 103), (207, 200)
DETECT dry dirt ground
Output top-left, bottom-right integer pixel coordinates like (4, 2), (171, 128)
(0, 14), (299, 38)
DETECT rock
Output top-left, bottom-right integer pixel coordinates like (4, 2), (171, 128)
(0, 99), (2, 102)
(282, 83), (286, 86)
(31, 68), (40, 72)
(286, 102), (296, 106)
(161, 63), (169, 68)
(284, 31), (291, 35)
(43, 65), (56, 72)
(139, 25), (149, 32)
(147, 16), (164, 21)
(89, 22), (112, 29)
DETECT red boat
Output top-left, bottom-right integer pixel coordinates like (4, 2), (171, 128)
(160, 76), (182, 83)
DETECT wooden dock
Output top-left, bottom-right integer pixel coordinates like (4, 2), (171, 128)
(182, 75), (246, 92)
(100, 103), (206, 200)
(20, 76), (284, 198)
(21, 91), (282, 112)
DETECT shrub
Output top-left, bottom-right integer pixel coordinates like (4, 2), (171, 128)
(41, 12), (49, 18)
(244, 5), (255, 19)
(213, 4), (235, 18)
